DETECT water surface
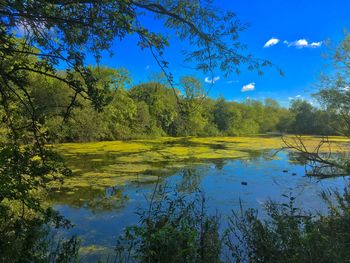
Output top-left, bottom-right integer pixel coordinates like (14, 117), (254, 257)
(51, 147), (349, 260)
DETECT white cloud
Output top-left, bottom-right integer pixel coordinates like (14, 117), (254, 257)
(241, 83), (255, 92)
(263, 38), (280, 48)
(204, 76), (220, 84)
(294, 39), (309, 48)
(288, 95), (302, 100)
(310, 41), (322, 47)
(285, 39), (323, 49)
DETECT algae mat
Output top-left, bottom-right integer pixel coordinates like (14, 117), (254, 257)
(51, 136), (350, 195)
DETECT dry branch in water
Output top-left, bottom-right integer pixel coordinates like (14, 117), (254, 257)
(281, 135), (349, 177)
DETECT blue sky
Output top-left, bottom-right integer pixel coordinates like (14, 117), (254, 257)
(87, 0), (350, 107)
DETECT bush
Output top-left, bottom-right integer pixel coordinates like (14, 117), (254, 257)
(116, 185), (350, 263)
(116, 185), (221, 263)
(225, 190), (350, 263)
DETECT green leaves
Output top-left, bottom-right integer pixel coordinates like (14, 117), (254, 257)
(116, 186), (221, 263)
(0, 143), (69, 208)
(0, 142), (78, 262)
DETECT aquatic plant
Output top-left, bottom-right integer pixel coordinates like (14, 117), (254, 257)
(52, 136), (350, 199)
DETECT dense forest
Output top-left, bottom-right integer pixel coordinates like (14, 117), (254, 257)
(7, 66), (342, 143)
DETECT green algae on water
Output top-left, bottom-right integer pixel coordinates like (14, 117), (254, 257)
(50, 136), (350, 202)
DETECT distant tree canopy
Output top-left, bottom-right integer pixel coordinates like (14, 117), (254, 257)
(3, 66), (339, 143)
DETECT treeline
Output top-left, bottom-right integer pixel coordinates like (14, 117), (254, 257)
(14, 67), (340, 143)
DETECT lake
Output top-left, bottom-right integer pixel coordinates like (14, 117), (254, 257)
(50, 136), (350, 260)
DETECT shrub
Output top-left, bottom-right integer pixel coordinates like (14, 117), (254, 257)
(116, 185), (221, 263)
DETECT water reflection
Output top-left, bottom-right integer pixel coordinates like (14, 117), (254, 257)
(212, 159), (226, 170)
(287, 151), (308, 166)
(51, 149), (335, 212)
(50, 186), (128, 213)
(287, 150), (350, 177)
(50, 149), (277, 210)
(177, 167), (207, 193)
(52, 150), (349, 261)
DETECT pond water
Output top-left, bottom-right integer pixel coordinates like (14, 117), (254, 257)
(51, 145), (349, 261)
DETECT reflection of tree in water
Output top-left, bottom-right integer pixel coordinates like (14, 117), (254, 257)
(287, 150), (350, 177)
(247, 149), (275, 161)
(50, 186), (128, 213)
(176, 168), (203, 193)
(234, 149), (275, 166)
(51, 149), (284, 213)
(86, 186), (128, 213)
(176, 150), (278, 193)
(287, 151), (308, 166)
(212, 159), (226, 170)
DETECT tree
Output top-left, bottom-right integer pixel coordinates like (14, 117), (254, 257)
(289, 99), (316, 134)
(130, 82), (178, 135)
(213, 98), (233, 133)
(132, 101), (153, 136)
(104, 86), (137, 140)
(260, 98), (282, 133)
(315, 33), (350, 137)
(1, 0), (273, 146)
(173, 76), (208, 136)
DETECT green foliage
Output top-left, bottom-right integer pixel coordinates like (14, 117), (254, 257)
(289, 99), (318, 134)
(0, 212), (79, 263)
(115, 183), (350, 263)
(0, 144), (69, 208)
(172, 77), (208, 136)
(20, 69), (346, 141)
(116, 186), (221, 263)
(130, 82), (179, 135)
(225, 189), (350, 263)
(24, 69), (332, 141)
(273, 99), (339, 136)
(0, 154), (78, 262)
(1, 1), (349, 261)
(0, 142), (80, 262)
(315, 33), (350, 137)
